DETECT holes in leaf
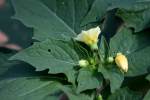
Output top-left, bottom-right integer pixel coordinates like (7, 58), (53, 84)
(48, 49), (51, 52)
(30, 42), (34, 45)
(96, 16), (99, 20)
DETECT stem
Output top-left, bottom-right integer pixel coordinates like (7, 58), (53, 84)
(96, 79), (110, 96)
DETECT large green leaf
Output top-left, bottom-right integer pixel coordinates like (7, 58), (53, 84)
(12, 0), (76, 41)
(10, 39), (79, 74)
(82, 0), (150, 29)
(77, 68), (103, 93)
(109, 27), (150, 76)
(9, 38), (88, 86)
(109, 0), (150, 11)
(107, 87), (143, 100)
(12, 0), (90, 41)
(0, 77), (60, 100)
(98, 65), (124, 93)
(41, 0), (89, 33)
(115, 0), (150, 32)
(0, 52), (61, 100)
(116, 8), (150, 32)
(81, 0), (110, 26)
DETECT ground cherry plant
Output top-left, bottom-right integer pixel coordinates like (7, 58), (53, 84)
(0, 0), (150, 100)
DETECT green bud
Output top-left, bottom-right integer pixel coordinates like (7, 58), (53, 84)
(89, 58), (95, 64)
(107, 56), (114, 63)
(90, 43), (98, 50)
(97, 94), (103, 100)
(78, 59), (89, 67)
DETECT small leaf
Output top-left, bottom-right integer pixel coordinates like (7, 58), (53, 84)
(144, 89), (150, 100)
(58, 85), (94, 100)
(77, 68), (103, 93)
(98, 64), (124, 93)
(146, 74), (150, 82)
(99, 36), (110, 61)
(64, 70), (77, 85)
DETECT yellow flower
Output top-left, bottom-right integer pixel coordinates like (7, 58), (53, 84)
(78, 59), (89, 67)
(75, 26), (101, 49)
(115, 53), (128, 72)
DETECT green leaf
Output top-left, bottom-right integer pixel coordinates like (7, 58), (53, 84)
(116, 8), (150, 32)
(77, 68), (103, 93)
(0, 52), (37, 78)
(81, 0), (110, 26)
(0, 52), (13, 66)
(41, 0), (89, 33)
(10, 39), (79, 74)
(12, 0), (91, 41)
(98, 64), (124, 93)
(109, 0), (150, 12)
(144, 73), (150, 100)
(0, 52), (63, 100)
(144, 89), (150, 100)
(9, 39), (86, 86)
(82, 0), (150, 27)
(12, 0), (76, 41)
(109, 27), (150, 76)
(107, 87), (143, 100)
(58, 85), (94, 100)
(64, 70), (77, 86)
(99, 36), (110, 61)
(146, 74), (150, 82)
(0, 77), (60, 100)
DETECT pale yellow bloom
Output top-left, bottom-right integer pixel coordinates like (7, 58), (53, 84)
(115, 53), (128, 72)
(75, 26), (101, 49)
(78, 59), (89, 67)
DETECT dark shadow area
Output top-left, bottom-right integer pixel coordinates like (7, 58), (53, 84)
(123, 74), (150, 94)
(99, 9), (123, 44)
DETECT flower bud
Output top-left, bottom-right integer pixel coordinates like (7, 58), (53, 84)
(107, 56), (114, 63)
(97, 94), (103, 100)
(115, 53), (128, 72)
(78, 59), (89, 67)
